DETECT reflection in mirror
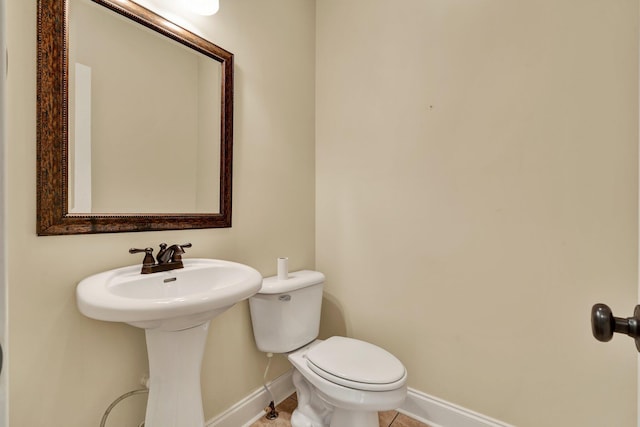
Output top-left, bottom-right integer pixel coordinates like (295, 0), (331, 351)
(68, 0), (221, 214)
(37, 0), (233, 235)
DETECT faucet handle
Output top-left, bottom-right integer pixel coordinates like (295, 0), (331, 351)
(170, 243), (192, 262)
(129, 247), (155, 266)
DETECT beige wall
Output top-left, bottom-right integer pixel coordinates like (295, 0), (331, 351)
(7, 0), (315, 425)
(316, 1), (638, 426)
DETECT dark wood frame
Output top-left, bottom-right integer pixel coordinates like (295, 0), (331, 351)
(36, 0), (233, 235)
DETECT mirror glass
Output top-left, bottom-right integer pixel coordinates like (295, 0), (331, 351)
(68, 0), (221, 214)
(37, 0), (233, 235)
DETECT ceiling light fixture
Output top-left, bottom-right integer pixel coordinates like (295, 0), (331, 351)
(185, 0), (219, 15)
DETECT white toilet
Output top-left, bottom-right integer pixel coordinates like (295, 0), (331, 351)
(249, 270), (407, 427)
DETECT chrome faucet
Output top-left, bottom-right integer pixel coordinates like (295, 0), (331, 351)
(129, 243), (192, 274)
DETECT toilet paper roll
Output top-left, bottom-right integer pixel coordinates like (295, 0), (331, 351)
(277, 257), (289, 280)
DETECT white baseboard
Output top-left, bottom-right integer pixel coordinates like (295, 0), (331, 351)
(206, 370), (295, 427)
(206, 369), (514, 427)
(399, 388), (515, 427)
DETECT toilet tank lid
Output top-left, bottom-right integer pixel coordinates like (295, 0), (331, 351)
(259, 270), (325, 294)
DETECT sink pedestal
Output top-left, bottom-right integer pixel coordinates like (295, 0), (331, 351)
(144, 321), (210, 427)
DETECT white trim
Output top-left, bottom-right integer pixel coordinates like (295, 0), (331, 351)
(205, 370), (514, 427)
(399, 388), (515, 427)
(636, 3), (640, 427)
(70, 62), (92, 213)
(206, 370), (295, 427)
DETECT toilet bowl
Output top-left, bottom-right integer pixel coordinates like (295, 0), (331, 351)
(288, 338), (407, 427)
(249, 270), (408, 427)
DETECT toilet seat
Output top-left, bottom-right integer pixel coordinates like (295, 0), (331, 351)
(305, 336), (407, 392)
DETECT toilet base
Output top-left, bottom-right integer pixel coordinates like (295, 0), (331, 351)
(292, 407), (377, 427)
(291, 369), (332, 427)
(290, 367), (395, 427)
(329, 408), (378, 427)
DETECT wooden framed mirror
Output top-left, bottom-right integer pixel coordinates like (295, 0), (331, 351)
(37, 0), (233, 235)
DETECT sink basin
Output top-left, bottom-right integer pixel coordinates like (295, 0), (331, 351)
(77, 258), (262, 330)
(76, 258), (263, 427)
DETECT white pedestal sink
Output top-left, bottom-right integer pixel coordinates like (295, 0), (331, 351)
(76, 259), (263, 427)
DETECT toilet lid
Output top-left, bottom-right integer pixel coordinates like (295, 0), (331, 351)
(305, 336), (407, 391)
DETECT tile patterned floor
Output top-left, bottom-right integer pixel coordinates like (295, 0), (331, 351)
(250, 394), (432, 427)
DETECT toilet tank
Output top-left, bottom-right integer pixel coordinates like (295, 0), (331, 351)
(249, 270), (325, 353)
